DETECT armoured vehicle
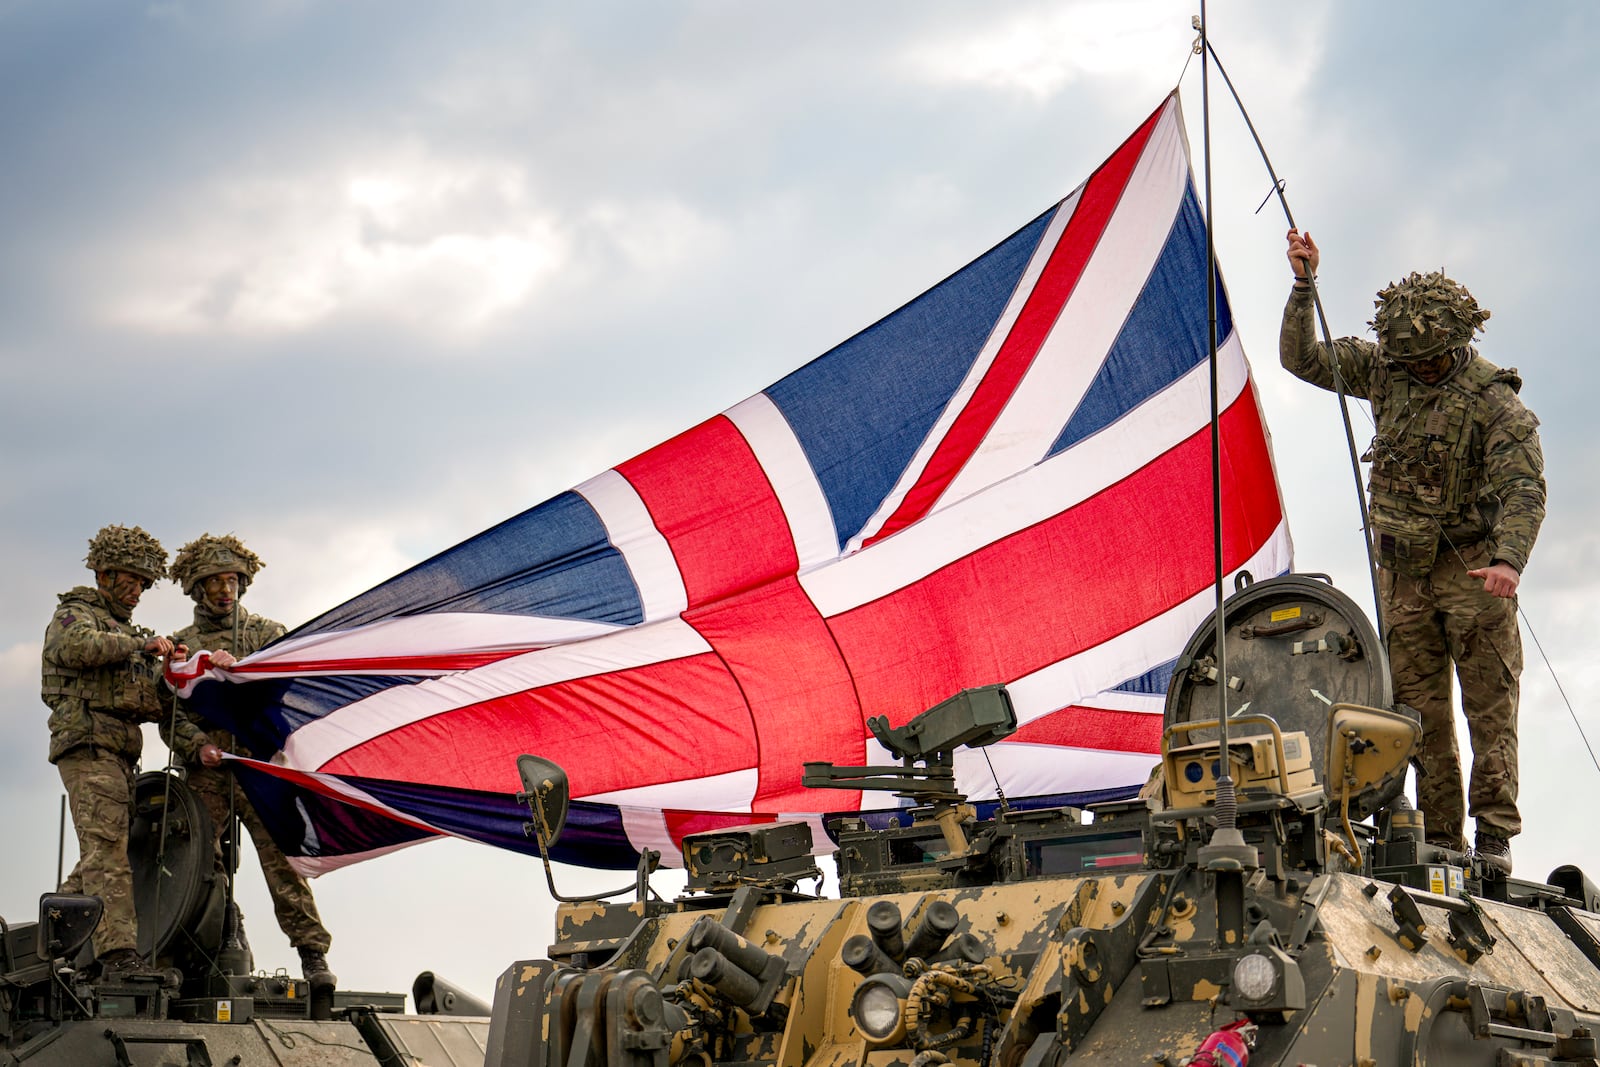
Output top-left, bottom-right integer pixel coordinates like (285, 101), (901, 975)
(485, 574), (1600, 1067)
(1, 769), (492, 1065)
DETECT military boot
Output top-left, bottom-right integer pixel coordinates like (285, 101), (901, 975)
(1424, 830), (1466, 855)
(96, 948), (179, 986)
(298, 946), (337, 994)
(217, 902), (254, 976)
(1475, 833), (1513, 877)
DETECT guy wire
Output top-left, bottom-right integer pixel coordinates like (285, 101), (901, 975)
(1198, 38), (1384, 637)
(1199, 39), (1598, 778)
(1522, 612), (1600, 775)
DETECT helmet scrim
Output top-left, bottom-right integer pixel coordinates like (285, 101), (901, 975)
(85, 525), (168, 583)
(1369, 270), (1489, 363)
(170, 533), (264, 596)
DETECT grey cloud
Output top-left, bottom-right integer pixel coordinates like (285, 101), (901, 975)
(6, 0), (1600, 995)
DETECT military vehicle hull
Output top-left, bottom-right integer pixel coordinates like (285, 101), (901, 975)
(3, 1010), (487, 1067)
(0, 772), (490, 1066)
(489, 863), (1600, 1066)
(485, 574), (1600, 1067)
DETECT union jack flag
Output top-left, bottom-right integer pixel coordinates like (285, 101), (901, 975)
(177, 92), (1290, 874)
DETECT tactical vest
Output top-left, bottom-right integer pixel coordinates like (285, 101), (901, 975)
(1363, 356), (1504, 577)
(41, 588), (165, 763)
(173, 609), (284, 661)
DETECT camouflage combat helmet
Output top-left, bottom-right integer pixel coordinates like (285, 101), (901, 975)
(84, 524), (168, 583)
(1368, 270), (1490, 362)
(170, 533), (264, 596)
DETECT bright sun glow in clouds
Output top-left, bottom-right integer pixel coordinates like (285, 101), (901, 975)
(105, 149), (568, 340)
(904, 1), (1177, 100)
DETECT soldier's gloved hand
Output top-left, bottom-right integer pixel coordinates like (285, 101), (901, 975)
(1468, 561), (1521, 598)
(199, 744), (225, 768)
(144, 635), (176, 657)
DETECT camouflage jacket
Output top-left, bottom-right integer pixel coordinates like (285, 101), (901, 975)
(1281, 285), (1546, 574)
(163, 606), (286, 763)
(41, 586), (165, 764)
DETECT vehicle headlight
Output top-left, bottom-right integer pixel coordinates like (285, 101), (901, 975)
(850, 974), (911, 1044)
(1232, 952), (1278, 1002)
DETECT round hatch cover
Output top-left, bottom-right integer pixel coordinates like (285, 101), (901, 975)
(1164, 573), (1398, 795)
(130, 771), (225, 962)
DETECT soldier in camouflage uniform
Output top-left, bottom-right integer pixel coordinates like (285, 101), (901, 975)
(1281, 230), (1545, 874)
(42, 525), (180, 980)
(165, 533), (336, 993)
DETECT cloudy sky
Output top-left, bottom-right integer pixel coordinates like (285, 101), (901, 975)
(3, 1), (1597, 1002)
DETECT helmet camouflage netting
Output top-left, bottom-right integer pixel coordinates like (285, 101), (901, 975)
(170, 533), (264, 595)
(85, 524), (168, 583)
(1369, 270), (1490, 363)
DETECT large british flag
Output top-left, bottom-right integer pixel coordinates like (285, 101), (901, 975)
(179, 92), (1291, 874)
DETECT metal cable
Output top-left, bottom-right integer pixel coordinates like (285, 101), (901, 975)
(1521, 592), (1598, 775)
(1197, 38), (1385, 636)
(1197, 38), (1596, 784)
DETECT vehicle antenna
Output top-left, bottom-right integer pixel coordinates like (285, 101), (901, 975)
(1204, 41), (1600, 786)
(1194, 7), (1257, 939)
(1198, 4), (1230, 812)
(151, 674), (181, 956)
(980, 747), (1011, 814)
(1199, 36), (1385, 636)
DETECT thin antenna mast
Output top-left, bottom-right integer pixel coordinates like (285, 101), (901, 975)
(1194, 5), (1256, 912)
(1199, 9), (1229, 805)
(1200, 39), (1385, 635)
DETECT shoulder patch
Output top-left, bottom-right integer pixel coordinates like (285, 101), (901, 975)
(57, 612), (76, 628)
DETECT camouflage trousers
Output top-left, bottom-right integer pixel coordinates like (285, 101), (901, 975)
(1381, 540), (1522, 850)
(188, 763), (332, 952)
(57, 748), (139, 956)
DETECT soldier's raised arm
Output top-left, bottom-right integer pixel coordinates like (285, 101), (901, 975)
(1278, 231), (1379, 398)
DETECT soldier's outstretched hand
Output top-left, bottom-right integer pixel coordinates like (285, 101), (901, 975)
(1287, 228), (1320, 280)
(1469, 562), (1521, 598)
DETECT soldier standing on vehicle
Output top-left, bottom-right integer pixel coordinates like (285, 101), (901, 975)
(1279, 230), (1546, 874)
(42, 525), (179, 981)
(165, 533), (336, 994)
